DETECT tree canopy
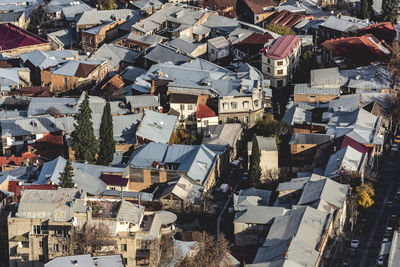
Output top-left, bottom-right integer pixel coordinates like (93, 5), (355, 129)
(359, 0), (373, 19)
(71, 92), (99, 162)
(265, 23), (295, 36)
(293, 51), (318, 83)
(96, 0), (117, 10)
(97, 102), (116, 165)
(58, 159), (75, 188)
(382, 0), (398, 24)
(355, 183), (375, 208)
(249, 134), (262, 185)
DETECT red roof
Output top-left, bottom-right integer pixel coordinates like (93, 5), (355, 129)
(0, 152), (35, 167)
(263, 35), (300, 60)
(8, 181), (57, 202)
(244, 0), (276, 14)
(100, 174), (128, 187)
(196, 104), (217, 119)
(237, 32), (274, 45)
(0, 23), (47, 51)
(322, 34), (390, 67)
(35, 133), (64, 145)
(358, 22), (396, 44)
(20, 86), (50, 96)
(199, 0), (238, 18)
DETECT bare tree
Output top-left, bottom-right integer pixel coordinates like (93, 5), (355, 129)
(45, 106), (61, 117)
(338, 168), (362, 186)
(70, 223), (116, 255)
(388, 41), (400, 88)
(176, 233), (231, 267)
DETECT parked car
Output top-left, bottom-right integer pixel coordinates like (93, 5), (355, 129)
(394, 135), (400, 144)
(351, 240), (359, 248)
(349, 247), (357, 257)
(377, 256), (384, 266)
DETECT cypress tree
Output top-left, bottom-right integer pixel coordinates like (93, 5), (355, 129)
(59, 159), (75, 188)
(360, 0), (370, 19)
(382, 0), (398, 24)
(97, 102), (116, 165)
(71, 91), (99, 162)
(248, 134), (262, 185)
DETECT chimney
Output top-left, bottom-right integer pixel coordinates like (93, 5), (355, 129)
(240, 78), (244, 93)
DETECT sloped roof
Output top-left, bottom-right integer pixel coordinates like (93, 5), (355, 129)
(196, 104), (217, 119)
(144, 43), (194, 64)
(202, 123), (242, 147)
(283, 105), (312, 125)
(289, 133), (333, 145)
(320, 15), (369, 32)
(234, 206), (287, 224)
(136, 109), (177, 143)
(45, 254), (124, 267)
(117, 200), (144, 224)
(323, 145), (364, 178)
(90, 43), (142, 71)
(1, 115), (58, 137)
(0, 23), (48, 51)
(358, 21), (396, 44)
(77, 9), (141, 26)
(126, 95), (159, 108)
(298, 178), (349, 209)
(322, 34), (390, 67)
(263, 35), (300, 60)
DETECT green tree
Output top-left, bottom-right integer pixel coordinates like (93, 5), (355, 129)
(97, 102), (116, 165)
(265, 23), (295, 35)
(248, 134), (262, 185)
(71, 92), (99, 162)
(382, 0), (398, 24)
(359, 0), (373, 19)
(58, 159), (75, 188)
(293, 51), (318, 83)
(97, 0), (117, 10)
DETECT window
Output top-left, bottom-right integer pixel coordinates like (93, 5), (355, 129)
(39, 255), (44, 262)
(267, 67), (270, 73)
(277, 80), (283, 87)
(231, 102), (237, 109)
(122, 244), (127, 251)
(267, 58), (270, 64)
(243, 101), (249, 109)
(187, 104), (193, 110)
(277, 61), (283, 66)
(64, 77), (68, 85)
(124, 258), (128, 265)
(254, 100), (259, 108)
(21, 241), (29, 248)
(180, 104), (185, 110)
(141, 241), (149, 249)
(222, 103), (229, 110)
(300, 145), (305, 149)
(32, 225), (41, 234)
(39, 241), (43, 248)
(277, 69), (283, 75)
(55, 229), (63, 237)
(53, 244), (59, 252)
(62, 245), (68, 252)
(244, 116), (249, 123)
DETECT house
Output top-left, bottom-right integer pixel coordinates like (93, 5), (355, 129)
(339, 64), (392, 93)
(114, 32), (166, 52)
(250, 206), (332, 267)
(198, 0), (238, 18)
(8, 188), (176, 267)
(233, 187), (271, 211)
(157, 174), (203, 211)
(283, 104), (325, 133)
(323, 145), (367, 179)
(195, 103), (219, 134)
(298, 177), (349, 232)
(89, 43), (142, 72)
(81, 21), (126, 52)
(128, 143), (218, 191)
(321, 34), (390, 68)
(275, 176), (315, 206)
(100, 174), (129, 191)
(0, 11), (27, 29)
(144, 43), (195, 67)
(233, 32), (274, 60)
(167, 36), (207, 58)
(293, 68), (341, 103)
(290, 133), (333, 161)
(0, 23), (51, 56)
(136, 109), (177, 144)
(45, 254), (125, 267)
(132, 0), (166, 15)
(261, 35), (301, 88)
(358, 21), (396, 45)
(319, 15), (369, 41)
(237, 0), (276, 24)
(207, 36), (230, 62)
(40, 60), (108, 92)
(268, 10), (304, 29)
(20, 49), (79, 86)
(46, 29), (78, 50)
(43, 0), (92, 29)
(248, 136), (278, 180)
(125, 95), (160, 113)
(0, 68), (31, 93)
(170, 94), (198, 128)
(234, 206), (288, 246)
(202, 123), (244, 163)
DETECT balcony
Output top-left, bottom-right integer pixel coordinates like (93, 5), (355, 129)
(16, 245), (30, 255)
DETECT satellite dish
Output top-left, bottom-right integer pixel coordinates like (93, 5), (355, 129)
(17, 181), (22, 186)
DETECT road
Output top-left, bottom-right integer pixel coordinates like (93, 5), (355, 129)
(347, 152), (400, 267)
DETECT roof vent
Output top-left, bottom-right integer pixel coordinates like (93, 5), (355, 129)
(31, 121), (37, 127)
(355, 75), (360, 80)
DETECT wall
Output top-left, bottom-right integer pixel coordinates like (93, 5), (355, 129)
(1, 43), (51, 57)
(294, 93), (339, 103)
(260, 150), (278, 175)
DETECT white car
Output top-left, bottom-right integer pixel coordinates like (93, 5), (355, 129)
(351, 240), (359, 248)
(377, 256), (384, 266)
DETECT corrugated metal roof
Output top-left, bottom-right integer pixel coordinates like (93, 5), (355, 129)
(126, 95), (159, 108)
(324, 145), (364, 178)
(294, 83), (340, 95)
(1, 115), (58, 137)
(117, 200), (144, 224)
(144, 43), (194, 64)
(77, 9), (141, 26)
(310, 67), (340, 87)
(234, 206), (287, 224)
(46, 254), (125, 267)
(320, 15), (369, 32)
